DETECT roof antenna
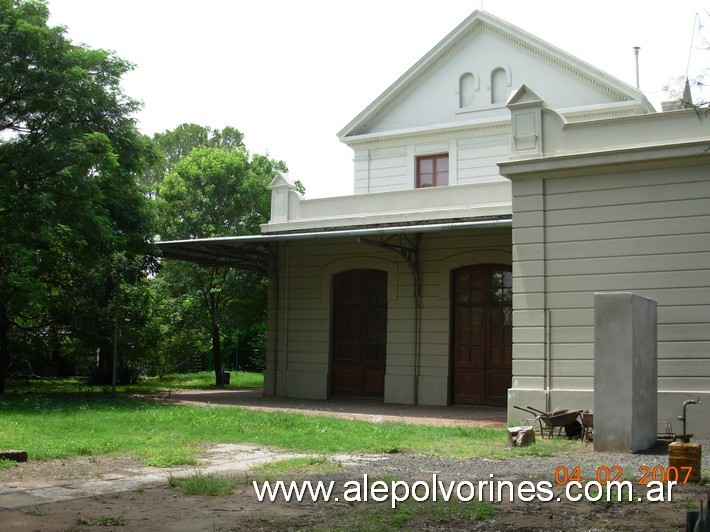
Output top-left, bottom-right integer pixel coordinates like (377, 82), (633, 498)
(633, 46), (641, 90)
(686, 13), (700, 80)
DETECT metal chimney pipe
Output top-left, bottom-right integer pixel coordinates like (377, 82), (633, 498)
(633, 46), (641, 89)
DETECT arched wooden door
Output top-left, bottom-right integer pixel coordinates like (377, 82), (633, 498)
(451, 264), (512, 406)
(331, 269), (387, 398)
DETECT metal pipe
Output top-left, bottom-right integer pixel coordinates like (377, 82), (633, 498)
(413, 263), (421, 405)
(678, 398), (701, 440)
(545, 308), (550, 413)
(542, 179), (550, 413)
(633, 47), (641, 90)
(282, 242), (290, 396)
(269, 253), (279, 396)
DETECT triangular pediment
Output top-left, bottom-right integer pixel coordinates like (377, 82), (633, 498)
(269, 172), (292, 188)
(338, 11), (653, 141)
(507, 85), (543, 107)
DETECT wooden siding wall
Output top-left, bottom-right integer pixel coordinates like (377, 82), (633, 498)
(354, 147), (408, 194)
(457, 136), (509, 186)
(512, 164), (710, 395)
(352, 136), (509, 194)
(265, 228), (512, 403)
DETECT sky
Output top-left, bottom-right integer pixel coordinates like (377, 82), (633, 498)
(46, 0), (709, 198)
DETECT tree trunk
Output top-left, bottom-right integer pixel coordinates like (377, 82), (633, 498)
(209, 291), (222, 387)
(0, 304), (10, 395)
(212, 318), (222, 386)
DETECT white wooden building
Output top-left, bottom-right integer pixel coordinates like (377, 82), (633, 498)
(160, 11), (710, 436)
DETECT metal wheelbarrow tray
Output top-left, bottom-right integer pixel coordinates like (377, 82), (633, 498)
(514, 405), (583, 438)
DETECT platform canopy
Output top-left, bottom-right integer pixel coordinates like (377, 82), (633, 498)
(157, 217), (512, 273)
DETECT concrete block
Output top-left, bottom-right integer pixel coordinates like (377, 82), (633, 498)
(593, 292), (657, 452)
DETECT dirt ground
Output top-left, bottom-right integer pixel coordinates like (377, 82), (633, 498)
(1, 447), (708, 531)
(1, 392), (707, 530)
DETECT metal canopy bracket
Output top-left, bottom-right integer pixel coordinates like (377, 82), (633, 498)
(358, 233), (422, 272)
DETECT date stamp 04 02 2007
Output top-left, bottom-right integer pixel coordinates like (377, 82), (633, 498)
(550, 464), (688, 503)
(553, 464), (695, 486)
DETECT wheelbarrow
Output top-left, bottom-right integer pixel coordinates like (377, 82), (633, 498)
(514, 405), (583, 439)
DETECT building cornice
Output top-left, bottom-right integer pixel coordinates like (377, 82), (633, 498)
(499, 140), (710, 180)
(341, 101), (651, 149)
(344, 120), (510, 149)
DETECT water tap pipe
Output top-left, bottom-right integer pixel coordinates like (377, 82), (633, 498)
(678, 398), (701, 439)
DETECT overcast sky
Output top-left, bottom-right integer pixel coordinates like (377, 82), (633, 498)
(47, 0), (708, 198)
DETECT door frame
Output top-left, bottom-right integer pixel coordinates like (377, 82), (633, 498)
(329, 268), (388, 399)
(448, 263), (512, 406)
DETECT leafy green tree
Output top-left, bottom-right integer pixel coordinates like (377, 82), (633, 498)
(148, 263), (211, 376)
(142, 124), (245, 199)
(0, 0), (156, 391)
(155, 124), (244, 167)
(157, 146), (283, 385)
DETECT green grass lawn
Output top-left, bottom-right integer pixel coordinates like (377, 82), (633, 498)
(4, 370), (264, 394)
(0, 393), (573, 465)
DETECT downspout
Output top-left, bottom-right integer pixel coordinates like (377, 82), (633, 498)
(282, 242), (290, 396)
(545, 308), (551, 413)
(270, 251), (279, 396)
(543, 180), (550, 413)
(413, 263), (421, 405)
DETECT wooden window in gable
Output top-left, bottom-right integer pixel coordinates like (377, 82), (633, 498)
(416, 154), (449, 188)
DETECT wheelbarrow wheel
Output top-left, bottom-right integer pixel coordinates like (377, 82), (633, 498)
(564, 420), (582, 438)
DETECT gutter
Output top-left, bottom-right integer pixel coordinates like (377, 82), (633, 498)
(159, 218), (513, 249)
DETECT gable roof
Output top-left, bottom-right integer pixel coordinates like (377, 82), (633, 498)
(338, 10), (654, 139)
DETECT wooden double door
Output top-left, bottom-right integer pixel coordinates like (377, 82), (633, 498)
(451, 264), (512, 406)
(331, 269), (387, 398)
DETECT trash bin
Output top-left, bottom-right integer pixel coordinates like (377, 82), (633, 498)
(221, 371), (231, 385)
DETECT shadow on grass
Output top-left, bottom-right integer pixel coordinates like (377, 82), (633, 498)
(4, 371), (264, 395)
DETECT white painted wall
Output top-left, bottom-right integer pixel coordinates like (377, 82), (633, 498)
(336, 11), (650, 198)
(368, 29), (621, 136)
(263, 178), (511, 234)
(264, 228), (511, 406)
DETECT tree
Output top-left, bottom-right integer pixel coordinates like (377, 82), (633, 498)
(157, 145), (283, 385)
(154, 124), (245, 168)
(0, 0), (156, 392)
(141, 123), (245, 199)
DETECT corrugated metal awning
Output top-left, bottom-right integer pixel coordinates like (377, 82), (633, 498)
(157, 216), (512, 271)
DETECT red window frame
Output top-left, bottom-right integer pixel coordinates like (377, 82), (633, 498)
(416, 154), (449, 188)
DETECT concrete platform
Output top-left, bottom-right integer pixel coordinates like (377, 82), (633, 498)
(155, 388), (507, 428)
